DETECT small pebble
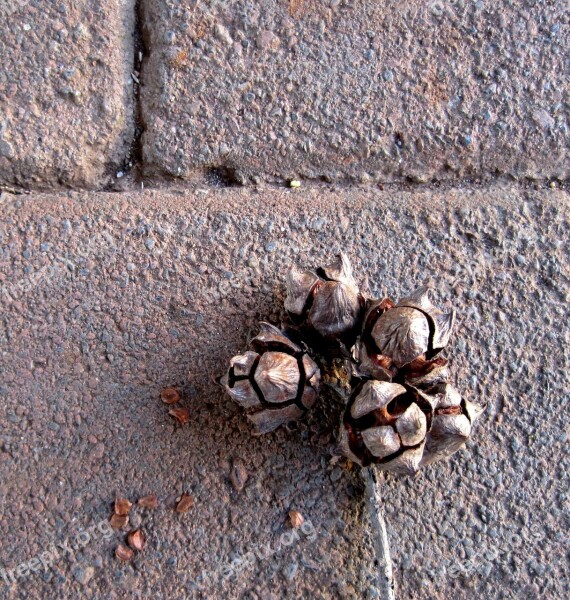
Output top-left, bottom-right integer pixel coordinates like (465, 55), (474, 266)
(230, 459), (248, 492)
(283, 562), (298, 581)
(330, 468), (343, 482)
(72, 566), (94, 585)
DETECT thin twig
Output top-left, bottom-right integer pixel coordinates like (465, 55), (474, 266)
(364, 468), (396, 600)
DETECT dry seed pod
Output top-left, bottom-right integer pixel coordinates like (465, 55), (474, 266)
(339, 380), (483, 474)
(221, 322), (320, 434)
(161, 387), (181, 405)
(169, 407), (190, 425)
(285, 253), (364, 340)
(339, 380), (434, 475)
(289, 510), (304, 529)
(356, 287), (455, 376)
(127, 529), (146, 551)
(175, 493), (194, 513)
(115, 544), (134, 562)
(420, 383), (484, 466)
(138, 495), (158, 509)
(114, 498), (132, 516)
(110, 514), (129, 529)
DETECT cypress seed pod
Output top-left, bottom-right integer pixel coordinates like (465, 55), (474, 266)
(355, 286), (455, 379)
(221, 323), (320, 434)
(339, 380), (483, 474)
(420, 383), (484, 466)
(285, 253), (365, 341)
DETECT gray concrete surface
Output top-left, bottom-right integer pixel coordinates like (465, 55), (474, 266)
(0, 1), (135, 189)
(0, 185), (568, 598)
(141, 1), (568, 184)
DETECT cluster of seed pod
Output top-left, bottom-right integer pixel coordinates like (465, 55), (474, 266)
(221, 254), (483, 475)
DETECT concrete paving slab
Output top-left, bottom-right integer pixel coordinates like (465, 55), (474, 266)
(0, 185), (568, 598)
(141, 1), (568, 184)
(0, 1), (135, 189)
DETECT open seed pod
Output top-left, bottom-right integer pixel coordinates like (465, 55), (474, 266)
(339, 381), (433, 474)
(339, 380), (482, 474)
(285, 253), (365, 341)
(221, 323), (321, 434)
(420, 383), (484, 466)
(355, 287), (456, 378)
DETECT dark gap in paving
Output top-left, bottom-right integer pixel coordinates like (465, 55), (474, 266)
(204, 166), (246, 188)
(131, 0), (148, 182)
(107, 0), (148, 189)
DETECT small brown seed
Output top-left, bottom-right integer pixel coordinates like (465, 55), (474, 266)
(169, 407), (190, 425)
(138, 494), (158, 509)
(175, 493), (194, 513)
(161, 387), (181, 405)
(127, 529), (146, 551)
(289, 510), (304, 529)
(110, 514), (129, 529)
(115, 544), (134, 562)
(230, 460), (248, 492)
(114, 498), (132, 516)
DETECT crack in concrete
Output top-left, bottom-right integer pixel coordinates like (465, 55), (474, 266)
(365, 468), (396, 600)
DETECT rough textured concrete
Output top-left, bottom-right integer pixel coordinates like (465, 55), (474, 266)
(141, 1), (568, 184)
(0, 185), (568, 598)
(0, 1), (135, 189)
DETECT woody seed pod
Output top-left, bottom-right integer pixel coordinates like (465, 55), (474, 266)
(355, 286), (455, 379)
(221, 322), (321, 434)
(285, 253), (364, 340)
(339, 380), (483, 474)
(420, 383), (484, 466)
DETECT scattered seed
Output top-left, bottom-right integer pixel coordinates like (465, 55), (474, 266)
(230, 459), (248, 492)
(161, 387), (181, 405)
(169, 407), (190, 424)
(115, 544), (134, 562)
(114, 498), (132, 516)
(127, 529), (146, 551)
(138, 494), (158, 509)
(110, 514), (129, 529)
(289, 510), (304, 529)
(289, 179), (301, 188)
(175, 493), (194, 513)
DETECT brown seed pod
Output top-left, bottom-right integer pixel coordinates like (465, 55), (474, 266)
(138, 495), (158, 509)
(169, 407), (190, 425)
(285, 253), (365, 340)
(161, 387), (181, 405)
(355, 287), (455, 378)
(339, 380), (482, 474)
(220, 322), (320, 434)
(339, 381), (431, 475)
(175, 493), (194, 513)
(420, 383), (484, 466)
(110, 514), (129, 530)
(127, 529), (146, 551)
(289, 510), (304, 529)
(114, 498), (132, 516)
(115, 544), (134, 562)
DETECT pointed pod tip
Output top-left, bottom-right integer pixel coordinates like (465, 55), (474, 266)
(464, 399), (486, 422)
